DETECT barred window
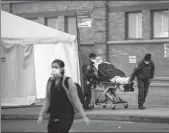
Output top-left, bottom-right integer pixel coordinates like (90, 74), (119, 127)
(67, 17), (77, 36)
(127, 12), (142, 39)
(46, 18), (58, 29)
(153, 10), (169, 38)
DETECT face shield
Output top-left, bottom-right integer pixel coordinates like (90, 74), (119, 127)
(94, 56), (103, 70)
(90, 57), (96, 63)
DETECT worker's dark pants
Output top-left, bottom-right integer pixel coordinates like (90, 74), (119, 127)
(137, 79), (150, 106)
(83, 82), (92, 109)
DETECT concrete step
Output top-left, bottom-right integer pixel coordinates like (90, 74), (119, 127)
(117, 90), (169, 97)
(117, 89), (169, 106)
(2, 106), (169, 124)
(133, 82), (169, 87)
(153, 77), (169, 81)
(118, 94), (169, 106)
(134, 77), (169, 84)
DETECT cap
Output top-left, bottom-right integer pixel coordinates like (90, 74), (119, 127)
(144, 53), (151, 61)
(89, 53), (96, 58)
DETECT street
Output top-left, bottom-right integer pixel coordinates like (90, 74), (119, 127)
(1, 119), (169, 132)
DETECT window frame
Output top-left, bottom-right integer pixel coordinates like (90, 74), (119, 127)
(64, 16), (77, 35)
(126, 11), (143, 40)
(44, 17), (59, 29)
(27, 18), (38, 22)
(151, 9), (169, 39)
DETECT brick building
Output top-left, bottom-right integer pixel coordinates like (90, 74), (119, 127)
(2, 1), (169, 106)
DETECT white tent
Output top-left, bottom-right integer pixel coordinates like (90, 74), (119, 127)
(1, 10), (81, 106)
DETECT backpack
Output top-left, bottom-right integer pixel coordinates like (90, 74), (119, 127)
(64, 77), (84, 105)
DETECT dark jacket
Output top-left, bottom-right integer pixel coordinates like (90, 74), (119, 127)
(82, 62), (95, 83)
(130, 60), (155, 81)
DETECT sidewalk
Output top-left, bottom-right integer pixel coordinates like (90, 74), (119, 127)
(1, 105), (169, 124)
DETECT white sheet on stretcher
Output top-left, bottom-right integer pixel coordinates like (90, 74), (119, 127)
(110, 76), (130, 84)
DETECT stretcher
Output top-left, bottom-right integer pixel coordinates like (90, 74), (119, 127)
(88, 63), (134, 110)
(90, 80), (133, 110)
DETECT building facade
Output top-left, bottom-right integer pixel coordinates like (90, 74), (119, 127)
(2, 1), (169, 106)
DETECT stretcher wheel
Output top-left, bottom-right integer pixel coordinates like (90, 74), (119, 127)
(124, 103), (128, 109)
(112, 104), (115, 110)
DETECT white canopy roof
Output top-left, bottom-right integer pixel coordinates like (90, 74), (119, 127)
(1, 10), (76, 44)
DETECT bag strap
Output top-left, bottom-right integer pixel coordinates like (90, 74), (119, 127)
(47, 77), (54, 104)
(62, 76), (76, 111)
(64, 77), (70, 90)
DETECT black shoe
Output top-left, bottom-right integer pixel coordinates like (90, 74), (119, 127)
(138, 105), (146, 110)
(84, 104), (94, 110)
(142, 105), (146, 109)
(83, 105), (88, 110)
(83, 107), (91, 110)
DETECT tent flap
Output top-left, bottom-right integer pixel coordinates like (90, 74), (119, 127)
(1, 96), (36, 106)
(1, 42), (36, 106)
(34, 42), (80, 99)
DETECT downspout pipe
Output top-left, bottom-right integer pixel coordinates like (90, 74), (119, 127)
(105, 0), (109, 62)
(9, 3), (13, 13)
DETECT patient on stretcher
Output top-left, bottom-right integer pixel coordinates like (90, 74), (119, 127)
(93, 57), (134, 92)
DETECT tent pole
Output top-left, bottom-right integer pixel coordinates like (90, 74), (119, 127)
(75, 12), (84, 93)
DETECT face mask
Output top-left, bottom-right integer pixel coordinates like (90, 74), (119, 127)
(51, 68), (62, 77)
(144, 61), (150, 65)
(90, 59), (96, 63)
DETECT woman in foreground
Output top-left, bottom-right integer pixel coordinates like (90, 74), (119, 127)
(37, 59), (90, 133)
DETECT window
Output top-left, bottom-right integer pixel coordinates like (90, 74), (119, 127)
(28, 18), (38, 23)
(46, 18), (58, 29)
(65, 17), (77, 36)
(127, 12), (142, 39)
(153, 10), (169, 38)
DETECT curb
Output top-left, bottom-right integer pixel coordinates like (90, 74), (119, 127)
(2, 104), (169, 109)
(2, 114), (169, 124)
(1, 104), (42, 109)
(87, 114), (169, 124)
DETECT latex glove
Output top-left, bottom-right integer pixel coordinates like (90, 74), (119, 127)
(128, 78), (133, 84)
(82, 116), (90, 125)
(94, 72), (100, 79)
(94, 71), (98, 76)
(37, 116), (43, 125)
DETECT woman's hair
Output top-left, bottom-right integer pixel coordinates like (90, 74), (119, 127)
(52, 59), (65, 75)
